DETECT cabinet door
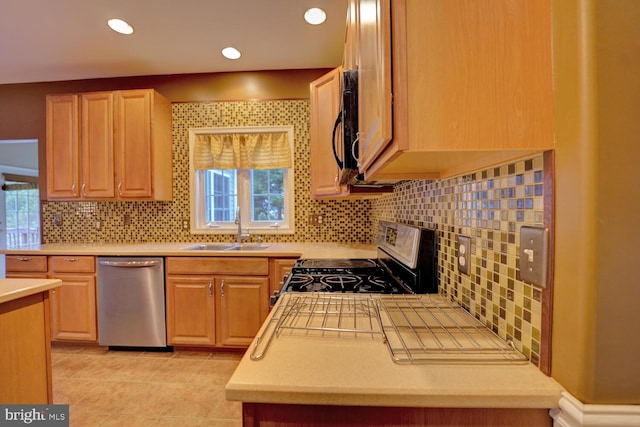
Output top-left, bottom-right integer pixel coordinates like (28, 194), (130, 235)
(81, 92), (115, 198)
(166, 276), (216, 346)
(217, 276), (269, 347)
(49, 275), (97, 342)
(114, 90), (153, 199)
(357, 0), (393, 172)
(310, 68), (347, 198)
(343, 0), (359, 70)
(46, 94), (80, 199)
(269, 258), (297, 294)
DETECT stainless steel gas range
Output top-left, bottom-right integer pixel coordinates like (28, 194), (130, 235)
(280, 221), (438, 296)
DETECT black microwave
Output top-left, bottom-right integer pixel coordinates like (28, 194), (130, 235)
(332, 69), (360, 185)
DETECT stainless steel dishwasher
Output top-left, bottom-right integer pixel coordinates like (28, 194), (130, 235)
(97, 257), (167, 348)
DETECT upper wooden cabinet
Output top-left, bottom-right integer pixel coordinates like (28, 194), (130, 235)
(310, 67), (347, 198)
(356, 0), (554, 180)
(46, 89), (173, 201)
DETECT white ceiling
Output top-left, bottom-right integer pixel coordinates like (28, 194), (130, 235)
(0, 0), (347, 85)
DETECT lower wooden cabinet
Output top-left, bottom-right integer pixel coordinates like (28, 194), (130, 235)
(165, 257), (270, 348)
(166, 276), (216, 346)
(5, 255), (48, 278)
(217, 276), (269, 347)
(269, 258), (297, 294)
(48, 256), (97, 342)
(5, 254), (97, 343)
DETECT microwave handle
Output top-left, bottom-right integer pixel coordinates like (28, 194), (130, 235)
(331, 110), (344, 169)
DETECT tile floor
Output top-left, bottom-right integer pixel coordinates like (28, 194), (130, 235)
(51, 344), (244, 427)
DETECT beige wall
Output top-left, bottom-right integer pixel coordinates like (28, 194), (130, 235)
(552, 0), (640, 404)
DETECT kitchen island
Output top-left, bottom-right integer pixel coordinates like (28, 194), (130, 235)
(225, 292), (564, 426)
(0, 278), (61, 403)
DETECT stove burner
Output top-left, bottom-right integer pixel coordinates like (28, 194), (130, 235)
(299, 281), (336, 292)
(319, 275), (362, 291)
(287, 274), (314, 288)
(353, 276), (390, 293)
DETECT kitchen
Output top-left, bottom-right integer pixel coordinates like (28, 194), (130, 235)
(1, 0), (639, 426)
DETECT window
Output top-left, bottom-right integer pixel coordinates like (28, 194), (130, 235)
(2, 174), (40, 248)
(189, 126), (295, 235)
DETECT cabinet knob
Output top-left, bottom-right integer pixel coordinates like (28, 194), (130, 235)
(17, 257), (32, 262)
(221, 280), (225, 297)
(72, 183), (77, 196)
(64, 257), (78, 262)
(81, 183), (86, 197)
(118, 181), (123, 197)
(208, 280), (213, 297)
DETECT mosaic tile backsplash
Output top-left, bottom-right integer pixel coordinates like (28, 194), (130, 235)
(43, 100), (372, 244)
(42, 99), (545, 366)
(370, 156), (546, 366)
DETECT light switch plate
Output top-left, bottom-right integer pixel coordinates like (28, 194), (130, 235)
(457, 235), (471, 275)
(519, 226), (549, 288)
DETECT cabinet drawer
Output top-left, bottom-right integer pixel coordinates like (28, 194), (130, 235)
(49, 256), (96, 273)
(6, 255), (48, 272)
(166, 257), (269, 276)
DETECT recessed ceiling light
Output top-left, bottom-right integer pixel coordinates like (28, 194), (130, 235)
(304, 8), (326, 25)
(107, 18), (134, 35)
(221, 47), (241, 60)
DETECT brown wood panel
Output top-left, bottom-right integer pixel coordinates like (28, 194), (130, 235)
(49, 276), (97, 342)
(6, 255), (48, 272)
(166, 257), (269, 276)
(49, 255), (95, 273)
(243, 403), (552, 427)
(0, 292), (50, 404)
(166, 276), (216, 346)
(217, 276), (269, 347)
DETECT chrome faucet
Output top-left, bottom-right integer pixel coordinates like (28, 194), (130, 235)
(235, 206), (250, 245)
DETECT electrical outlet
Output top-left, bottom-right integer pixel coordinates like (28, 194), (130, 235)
(53, 214), (62, 227)
(182, 219), (189, 230)
(309, 214), (323, 226)
(457, 235), (471, 275)
(94, 220), (101, 231)
(123, 214), (131, 226)
(519, 226), (549, 288)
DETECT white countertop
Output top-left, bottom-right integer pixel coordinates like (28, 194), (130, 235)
(225, 293), (564, 409)
(0, 278), (62, 304)
(0, 242), (377, 259)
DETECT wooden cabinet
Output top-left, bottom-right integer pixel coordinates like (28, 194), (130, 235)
(310, 68), (347, 198)
(217, 276), (269, 347)
(45, 89), (172, 201)
(1, 285), (57, 404)
(5, 255), (48, 278)
(357, 0), (554, 180)
(166, 275), (216, 346)
(48, 256), (97, 342)
(165, 257), (270, 348)
(269, 258), (297, 294)
(343, 0), (359, 70)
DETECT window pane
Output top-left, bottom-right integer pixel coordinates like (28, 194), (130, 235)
(204, 169), (237, 222)
(251, 169), (285, 222)
(5, 186), (40, 248)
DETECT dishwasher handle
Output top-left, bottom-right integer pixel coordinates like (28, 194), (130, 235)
(98, 259), (161, 268)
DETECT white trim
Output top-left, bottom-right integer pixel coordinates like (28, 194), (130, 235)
(551, 392), (640, 427)
(187, 126), (295, 236)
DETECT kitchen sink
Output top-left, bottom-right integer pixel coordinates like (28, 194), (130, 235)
(182, 243), (270, 251)
(225, 244), (271, 251)
(182, 243), (236, 251)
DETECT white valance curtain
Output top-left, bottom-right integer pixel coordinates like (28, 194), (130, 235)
(193, 132), (292, 171)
